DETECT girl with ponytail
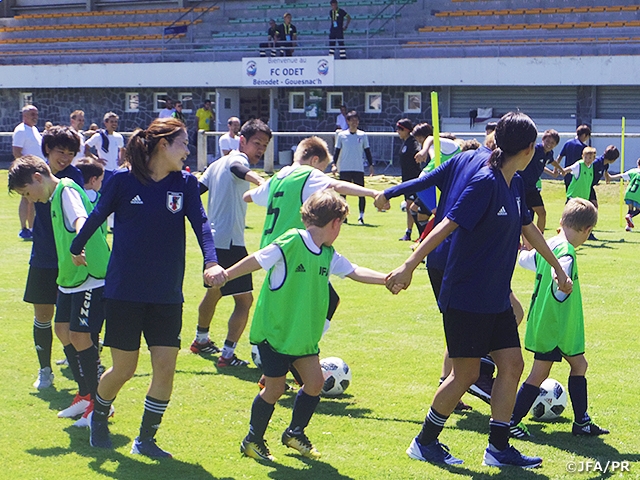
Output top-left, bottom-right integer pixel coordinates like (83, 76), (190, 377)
(387, 112), (573, 467)
(70, 118), (226, 457)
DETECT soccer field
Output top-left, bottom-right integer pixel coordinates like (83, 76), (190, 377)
(0, 171), (638, 480)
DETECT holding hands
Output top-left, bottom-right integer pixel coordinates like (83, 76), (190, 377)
(204, 263), (228, 288)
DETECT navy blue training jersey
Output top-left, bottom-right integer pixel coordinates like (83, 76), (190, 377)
(559, 138), (587, 168)
(439, 166), (532, 314)
(30, 164), (84, 269)
(71, 169), (217, 304)
(518, 143), (554, 191)
(591, 155), (610, 185)
(383, 146), (492, 272)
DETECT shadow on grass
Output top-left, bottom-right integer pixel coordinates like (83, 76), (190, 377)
(30, 388), (78, 413)
(27, 426), (232, 480)
(426, 463), (551, 479)
(264, 454), (357, 480)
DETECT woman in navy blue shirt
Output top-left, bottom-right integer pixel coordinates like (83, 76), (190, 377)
(71, 118), (225, 457)
(388, 113), (572, 468)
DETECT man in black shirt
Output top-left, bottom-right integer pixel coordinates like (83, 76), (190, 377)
(329, 0), (350, 59)
(259, 19), (278, 57)
(277, 13), (297, 57)
(396, 119), (421, 241)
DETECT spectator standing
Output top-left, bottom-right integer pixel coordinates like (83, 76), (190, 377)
(70, 110), (86, 165)
(219, 117), (241, 156)
(172, 101), (186, 125)
(13, 105), (41, 240)
(277, 13), (297, 57)
(158, 98), (175, 119)
(259, 19), (279, 57)
(195, 99), (215, 161)
(85, 112), (125, 188)
(329, 0), (350, 59)
(395, 119), (421, 241)
(335, 105), (348, 131)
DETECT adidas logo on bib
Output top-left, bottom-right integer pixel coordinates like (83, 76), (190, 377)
(497, 206), (507, 216)
(130, 195), (144, 205)
(295, 264), (306, 273)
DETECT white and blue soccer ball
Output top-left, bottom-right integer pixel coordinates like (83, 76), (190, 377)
(320, 357), (352, 396)
(530, 378), (568, 421)
(400, 200), (407, 212)
(251, 344), (262, 369)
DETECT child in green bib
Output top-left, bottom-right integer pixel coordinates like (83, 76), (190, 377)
(608, 157), (640, 232)
(215, 190), (398, 462)
(562, 146), (596, 201)
(510, 198), (609, 439)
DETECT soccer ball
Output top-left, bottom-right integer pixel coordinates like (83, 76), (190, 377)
(400, 200), (407, 212)
(529, 378), (568, 421)
(251, 344), (262, 369)
(320, 357), (352, 396)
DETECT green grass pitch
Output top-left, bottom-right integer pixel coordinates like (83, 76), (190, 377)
(0, 170), (638, 479)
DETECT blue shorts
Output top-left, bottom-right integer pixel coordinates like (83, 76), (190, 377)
(416, 186), (437, 212)
(55, 287), (105, 334)
(257, 341), (318, 378)
(625, 199), (640, 209)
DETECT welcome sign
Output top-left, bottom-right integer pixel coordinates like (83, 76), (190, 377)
(242, 56), (335, 87)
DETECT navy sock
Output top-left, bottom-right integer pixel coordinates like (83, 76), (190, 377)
(489, 420), (510, 451)
(93, 393), (114, 422)
(63, 343), (88, 396)
(417, 407), (448, 445)
(568, 375), (589, 424)
(77, 345), (99, 399)
(288, 390), (320, 434)
(510, 382), (541, 425)
(247, 394), (275, 441)
(34, 318), (52, 370)
(139, 396), (169, 440)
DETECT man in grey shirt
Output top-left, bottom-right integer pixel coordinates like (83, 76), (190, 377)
(332, 110), (374, 224)
(191, 119), (271, 367)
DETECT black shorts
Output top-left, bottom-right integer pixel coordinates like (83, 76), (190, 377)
(104, 299), (182, 351)
(339, 170), (365, 188)
(412, 197), (431, 216)
(216, 246), (253, 297)
(589, 185), (597, 202)
(257, 341), (318, 378)
(443, 307), (520, 358)
(55, 287), (105, 334)
(24, 266), (59, 305)
(533, 346), (584, 362)
(525, 189), (544, 209)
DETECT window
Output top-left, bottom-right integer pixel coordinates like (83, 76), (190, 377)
(20, 92), (33, 109)
(179, 92), (194, 113)
(404, 92), (422, 113)
(153, 92), (169, 112)
(365, 92), (382, 113)
(125, 92), (139, 112)
(289, 92), (305, 113)
(327, 92), (343, 113)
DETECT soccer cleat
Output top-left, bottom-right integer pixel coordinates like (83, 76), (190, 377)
(19, 228), (33, 241)
(572, 420), (609, 436)
(241, 437), (275, 461)
(626, 226), (633, 232)
(73, 403), (115, 428)
(509, 421), (532, 439)
(399, 234), (412, 241)
(217, 354), (249, 367)
(281, 429), (321, 459)
(454, 400), (473, 412)
(58, 393), (91, 418)
(131, 436), (173, 458)
(357, 217), (365, 226)
(482, 445), (542, 468)
(34, 367), (54, 390)
(406, 437), (463, 465)
(190, 339), (220, 355)
(89, 419), (112, 449)
(625, 214), (635, 229)
(467, 372), (493, 405)
(55, 358), (69, 366)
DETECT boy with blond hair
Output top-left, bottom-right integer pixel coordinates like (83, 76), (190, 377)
(212, 190), (396, 461)
(510, 198), (608, 439)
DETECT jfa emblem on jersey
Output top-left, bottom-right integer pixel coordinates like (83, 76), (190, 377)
(167, 191), (183, 214)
